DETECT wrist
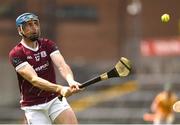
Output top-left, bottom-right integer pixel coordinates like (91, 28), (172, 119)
(66, 74), (74, 85)
(55, 85), (62, 94)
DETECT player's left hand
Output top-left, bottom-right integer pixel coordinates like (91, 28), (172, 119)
(68, 80), (82, 92)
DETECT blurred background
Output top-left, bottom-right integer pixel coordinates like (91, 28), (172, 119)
(1, 0), (180, 124)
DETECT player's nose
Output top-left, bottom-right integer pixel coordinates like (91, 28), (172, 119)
(32, 26), (38, 31)
(31, 26), (39, 33)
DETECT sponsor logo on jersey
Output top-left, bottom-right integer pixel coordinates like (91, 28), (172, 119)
(27, 56), (33, 60)
(34, 61), (49, 72)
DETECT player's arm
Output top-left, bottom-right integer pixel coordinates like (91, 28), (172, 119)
(17, 63), (72, 97)
(151, 95), (159, 112)
(50, 51), (81, 90)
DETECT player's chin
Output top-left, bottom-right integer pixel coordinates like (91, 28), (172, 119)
(29, 34), (39, 41)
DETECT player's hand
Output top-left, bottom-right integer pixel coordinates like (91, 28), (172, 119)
(68, 80), (82, 92)
(60, 86), (73, 97)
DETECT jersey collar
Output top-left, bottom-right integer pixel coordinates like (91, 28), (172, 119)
(20, 40), (39, 52)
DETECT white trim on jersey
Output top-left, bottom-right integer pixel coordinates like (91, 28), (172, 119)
(15, 62), (29, 71)
(50, 50), (60, 57)
(20, 41), (39, 52)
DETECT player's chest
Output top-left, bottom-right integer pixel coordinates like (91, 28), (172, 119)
(25, 50), (50, 65)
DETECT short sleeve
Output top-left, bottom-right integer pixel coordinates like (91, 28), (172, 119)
(9, 48), (27, 71)
(44, 39), (59, 55)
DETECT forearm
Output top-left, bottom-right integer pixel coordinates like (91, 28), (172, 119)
(17, 63), (63, 94)
(31, 76), (61, 93)
(58, 64), (75, 85)
(151, 102), (157, 112)
(50, 52), (76, 86)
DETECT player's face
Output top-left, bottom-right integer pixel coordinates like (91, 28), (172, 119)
(22, 20), (40, 41)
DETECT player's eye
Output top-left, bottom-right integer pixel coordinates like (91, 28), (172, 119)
(34, 21), (39, 26)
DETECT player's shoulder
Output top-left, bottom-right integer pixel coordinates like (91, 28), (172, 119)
(9, 43), (24, 57)
(38, 38), (57, 50)
(38, 38), (55, 44)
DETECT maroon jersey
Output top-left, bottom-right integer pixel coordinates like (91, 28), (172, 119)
(9, 38), (59, 107)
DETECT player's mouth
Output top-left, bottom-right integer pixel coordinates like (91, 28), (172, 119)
(29, 33), (39, 41)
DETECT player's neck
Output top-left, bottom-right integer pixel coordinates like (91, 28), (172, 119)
(22, 39), (37, 49)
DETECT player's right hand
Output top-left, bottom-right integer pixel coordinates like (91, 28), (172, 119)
(60, 86), (72, 97)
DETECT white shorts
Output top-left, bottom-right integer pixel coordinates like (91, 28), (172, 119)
(21, 97), (71, 124)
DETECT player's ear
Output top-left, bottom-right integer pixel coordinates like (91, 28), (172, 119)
(17, 26), (23, 36)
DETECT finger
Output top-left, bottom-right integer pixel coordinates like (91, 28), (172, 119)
(69, 86), (76, 92)
(77, 83), (82, 86)
(70, 85), (76, 89)
(75, 84), (80, 89)
(71, 84), (80, 90)
(65, 90), (73, 97)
